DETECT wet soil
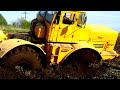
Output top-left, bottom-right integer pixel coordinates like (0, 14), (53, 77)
(0, 33), (120, 79)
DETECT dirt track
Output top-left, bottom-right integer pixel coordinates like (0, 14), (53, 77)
(0, 33), (120, 79)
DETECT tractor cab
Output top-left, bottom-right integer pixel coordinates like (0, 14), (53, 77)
(47, 11), (87, 43)
(30, 11), (58, 42)
(30, 11), (88, 43)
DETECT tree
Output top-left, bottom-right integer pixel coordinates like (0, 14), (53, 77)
(20, 18), (30, 29)
(0, 14), (8, 25)
(12, 18), (30, 29)
(12, 22), (17, 27)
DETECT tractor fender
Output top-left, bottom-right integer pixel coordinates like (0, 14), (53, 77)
(60, 41), (102, 64)
(0, 39), (46, 58)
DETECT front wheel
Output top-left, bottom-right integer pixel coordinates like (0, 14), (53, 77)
(1, 45), (45, 75)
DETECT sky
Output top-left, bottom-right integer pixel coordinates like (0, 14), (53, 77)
(0, 11), (38, 24)
(0, 11), (120, 32)
(86, 11), (120, 32)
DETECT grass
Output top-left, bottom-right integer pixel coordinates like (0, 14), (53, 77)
(0, 25), (30, 33)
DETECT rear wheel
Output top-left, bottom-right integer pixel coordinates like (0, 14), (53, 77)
(1, 45), (45, 77)
(62, 49), (101, 78)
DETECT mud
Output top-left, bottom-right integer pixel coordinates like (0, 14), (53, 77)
(0, 33), (120, 79)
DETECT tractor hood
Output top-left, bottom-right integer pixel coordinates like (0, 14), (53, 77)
(86, 24), (118, 41)
(86, 24), (118, 34)
(85, 24), (119, 51)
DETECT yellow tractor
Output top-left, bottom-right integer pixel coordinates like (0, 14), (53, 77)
(0, 11), (119, 75)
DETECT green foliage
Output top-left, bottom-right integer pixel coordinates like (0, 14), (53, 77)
(0, 25), (29, 33)
(12, 22), (17, 27)
(0, 14), (8, 26)
(20, 18), (31, 29)
(12, 18), (30, 29)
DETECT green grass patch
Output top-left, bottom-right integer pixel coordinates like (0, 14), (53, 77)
(0, 25), (30, 33)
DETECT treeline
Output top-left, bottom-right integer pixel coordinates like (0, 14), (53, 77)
(0, 14), (31, 29)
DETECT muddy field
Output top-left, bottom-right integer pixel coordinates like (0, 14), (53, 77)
(0, 33), (120, 79)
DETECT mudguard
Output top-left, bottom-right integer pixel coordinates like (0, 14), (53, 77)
(61, 41), (102, 63)
(0, 39), (46, 58)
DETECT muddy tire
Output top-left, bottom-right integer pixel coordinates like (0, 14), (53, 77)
(2, 45), (44, 71)
(62, 49), (101, 78)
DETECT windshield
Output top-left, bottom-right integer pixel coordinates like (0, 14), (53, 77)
(38, 11), (59, 23)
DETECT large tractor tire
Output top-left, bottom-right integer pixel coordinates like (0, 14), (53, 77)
(62, 49), (101, 78)
(2, 45), (45, 72)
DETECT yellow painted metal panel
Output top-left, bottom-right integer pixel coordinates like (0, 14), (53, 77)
(0, 39), (46, 58)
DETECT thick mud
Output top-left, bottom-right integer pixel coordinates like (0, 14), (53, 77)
(0, 33), (120, 79)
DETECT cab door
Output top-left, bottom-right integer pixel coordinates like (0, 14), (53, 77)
(48, 11), (61, 42)
(72, 13), (89, 42)
(55, 12), (76, 42)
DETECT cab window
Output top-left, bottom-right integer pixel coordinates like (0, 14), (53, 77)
(63, 13), (73, 25)
(53, 11), (61, 24)
(77, 13), (87, 27)
(73, 14), (76, 22)
(45, 11), (54, 23)
(39, 11), (46, 17)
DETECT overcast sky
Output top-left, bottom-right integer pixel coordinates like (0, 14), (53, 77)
(0, 11), (120, 32)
